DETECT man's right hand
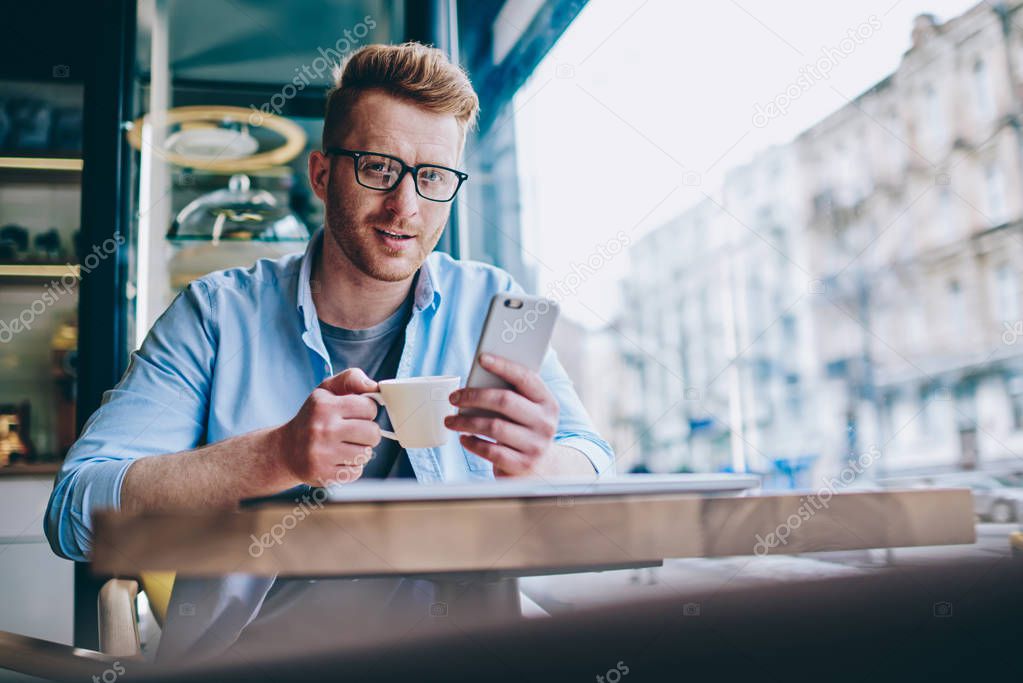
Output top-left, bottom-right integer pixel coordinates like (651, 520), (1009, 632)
(274, 368), (382, 487)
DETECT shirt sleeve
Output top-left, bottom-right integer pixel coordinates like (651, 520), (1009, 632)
(502, 277), (616, 476)
(45, 280), (218, 561)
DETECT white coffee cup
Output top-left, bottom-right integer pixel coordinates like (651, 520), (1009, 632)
(365, 376), (460, 448)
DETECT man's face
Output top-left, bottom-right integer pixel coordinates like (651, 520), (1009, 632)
(309, 90), (463, 283)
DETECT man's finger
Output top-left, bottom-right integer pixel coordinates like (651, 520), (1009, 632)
(336, 394), (379, 421)
(445, 413), (538, 454)
(324, 464), (365, 486)
(321, 367), (377, 396)
(449, 387), (539, 426)
(459, 434), (530, 477)
(338, 416), (383, 445)
(477, 353), (550, 404)
(334, 443), (375, 466)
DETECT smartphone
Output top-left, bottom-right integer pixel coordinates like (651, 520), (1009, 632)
(463, 293), (560, 414)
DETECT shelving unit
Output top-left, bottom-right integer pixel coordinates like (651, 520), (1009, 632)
(0, 76), (82, 646)
(0, 264), (80, 285)
(0, 156), (82, 171)
(0, 157), (82, 185)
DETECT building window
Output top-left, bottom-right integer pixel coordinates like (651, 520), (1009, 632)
(923, 83), (945, 151)
(785, 373), (802, 419)
(918, 383), (937, 436)
(984, 163), (1008, 226)
(938, 186), (956, 242)
(972, 59), (994, 122)
(948, 279), (965, 329)
(994, 264), (1019, 323)
(1006, 372), (1023, 431)
(888, 110), (906, 172)
(907, 301), (927, 351)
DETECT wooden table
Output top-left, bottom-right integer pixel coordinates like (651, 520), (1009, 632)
(0, 484), (979, 680)
(93, 486), (976, 578)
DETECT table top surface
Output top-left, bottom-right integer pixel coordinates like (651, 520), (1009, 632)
(92, 483), (977, 578)
(311, 473), (763, 503)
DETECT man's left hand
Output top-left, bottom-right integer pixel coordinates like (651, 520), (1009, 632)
(445, 353), (560, 477)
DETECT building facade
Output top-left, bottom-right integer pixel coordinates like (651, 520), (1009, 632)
(798, 2), (1023, 477)
(618, 1), (1023, 482)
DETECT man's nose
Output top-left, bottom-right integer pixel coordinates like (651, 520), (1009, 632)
(384, 172), (419, 219)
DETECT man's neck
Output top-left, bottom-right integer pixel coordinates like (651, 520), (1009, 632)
(311, 233), (415, 330)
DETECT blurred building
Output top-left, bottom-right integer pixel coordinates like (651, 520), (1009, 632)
(798, 2), (1023, 477)
(619, 147), (821, 482)
(618, 1), (1023, 481)
(551, 317), (639, 472)
(719, 145), (823, 484)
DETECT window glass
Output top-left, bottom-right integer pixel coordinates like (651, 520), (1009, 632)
(469, 0), (1022, 492)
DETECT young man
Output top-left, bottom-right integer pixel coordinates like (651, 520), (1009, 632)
(45, 43), (613, 659)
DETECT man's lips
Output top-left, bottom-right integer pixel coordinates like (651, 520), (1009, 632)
(374, 228), (416, 239)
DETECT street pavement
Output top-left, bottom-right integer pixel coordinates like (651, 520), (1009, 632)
(521, 523), (1017, 615)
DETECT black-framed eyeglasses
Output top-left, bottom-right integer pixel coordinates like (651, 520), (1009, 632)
(324, 147), (469, 202)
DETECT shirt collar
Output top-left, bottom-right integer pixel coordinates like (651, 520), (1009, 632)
(297, 227), (443, 332)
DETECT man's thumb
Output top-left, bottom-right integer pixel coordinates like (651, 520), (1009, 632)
(321, 368), (376, 395)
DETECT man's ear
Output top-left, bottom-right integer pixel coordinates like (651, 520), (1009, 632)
(308, 150), (330, 202)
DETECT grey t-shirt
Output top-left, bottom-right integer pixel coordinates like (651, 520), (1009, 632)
(318, 289), (416, 479)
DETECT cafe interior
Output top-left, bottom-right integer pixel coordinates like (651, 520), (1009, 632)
(0, 0), (1022, 680)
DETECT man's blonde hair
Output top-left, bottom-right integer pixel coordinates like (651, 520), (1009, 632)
(322, 42), (480, 149)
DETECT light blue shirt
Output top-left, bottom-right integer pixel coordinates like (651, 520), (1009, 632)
(44, 229), (614, 659)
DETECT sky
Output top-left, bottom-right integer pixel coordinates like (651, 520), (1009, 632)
(512, 0), (982, 328)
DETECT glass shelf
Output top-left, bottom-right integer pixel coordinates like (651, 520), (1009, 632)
(0, 263), (80, 275)
(0, 156), (83, 171)
(0, 264), (80, 285)
(0, 156), (82, 184)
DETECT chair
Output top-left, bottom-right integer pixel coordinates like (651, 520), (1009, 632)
(1, 570), (545, 678)
(0, 572), (174, 678)
(98, 572), (175, 657)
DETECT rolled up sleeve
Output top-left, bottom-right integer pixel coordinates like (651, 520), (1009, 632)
(540, 346), (616, 475)
(45, 281), (217, 561)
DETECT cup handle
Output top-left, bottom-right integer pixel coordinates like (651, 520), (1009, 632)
(365, 392), (399, 441)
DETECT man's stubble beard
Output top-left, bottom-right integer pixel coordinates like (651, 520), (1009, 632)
(325, 183), (445, 283)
